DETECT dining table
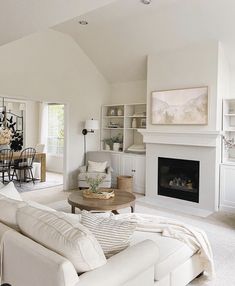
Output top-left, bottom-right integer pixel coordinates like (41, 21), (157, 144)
(12, 152), (46, 182)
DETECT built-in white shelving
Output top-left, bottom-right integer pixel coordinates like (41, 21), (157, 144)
(222, 99), (235, 163)
(101, 103), (147, 153)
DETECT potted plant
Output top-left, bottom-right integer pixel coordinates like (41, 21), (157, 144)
(112, 133), (123, 152)
(103, 138), (113, 150)
(83, 174), (115, 199)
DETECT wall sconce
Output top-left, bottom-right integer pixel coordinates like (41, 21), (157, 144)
(82, 119), (99, 164)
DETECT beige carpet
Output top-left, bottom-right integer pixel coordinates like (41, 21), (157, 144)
(22, 187), (235, 286)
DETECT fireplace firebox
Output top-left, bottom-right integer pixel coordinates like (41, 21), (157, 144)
(158, 157), (199, 203)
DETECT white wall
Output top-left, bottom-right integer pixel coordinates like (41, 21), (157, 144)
(111, 80), (146, 104)
(25, 101), (40, 148)
(147, 40), (220, 131)
(217, 43), (230, 129)
(0, 29), (110, 189)
(47, 155), (63, 174)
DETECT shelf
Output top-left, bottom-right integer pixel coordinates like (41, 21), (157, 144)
(221, 159), (235, 165)
(126, 115), (147, 118)
(103, 128), (124, 130)
(126, 128), (146, 130)
(103, 116), (124, 118)
(100, 149), (123, 153)
(223, 129), (235, 132)
(224, 114), (235, 116)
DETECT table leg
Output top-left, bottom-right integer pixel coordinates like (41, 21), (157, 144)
(71, 206), (75, 214)
(40, 154), (46, 182)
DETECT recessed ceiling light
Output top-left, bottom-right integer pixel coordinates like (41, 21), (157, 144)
(141, 0), (151, 4)
(78, 20), (88, 25)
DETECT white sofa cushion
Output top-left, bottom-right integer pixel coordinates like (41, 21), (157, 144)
(0, 196), (26, 230)
(81, 211), (137, 258)
(0, 182), (22, 201)
(131, 231), (195, 281)
(17, 205), (107, 273)
(87, 161), (107, 173)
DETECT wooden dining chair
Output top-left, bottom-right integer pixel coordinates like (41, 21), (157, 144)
(12, 147), (36, 186)
(0, 149), (13, 183)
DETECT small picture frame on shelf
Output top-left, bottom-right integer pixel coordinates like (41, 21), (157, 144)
(140, 118), (146, 128)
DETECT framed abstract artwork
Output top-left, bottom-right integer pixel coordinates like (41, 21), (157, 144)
(151, 86), (208, 125)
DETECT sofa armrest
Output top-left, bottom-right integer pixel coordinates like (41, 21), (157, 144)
(78, 165), (87, 173)
(78, 240), (159, 286)
(2, 230), (80, 286)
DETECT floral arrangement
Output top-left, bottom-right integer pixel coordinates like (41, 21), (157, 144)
(223, 136), (235, 150)
(0, 128), (13, 145)
(85, 175), (106, 193)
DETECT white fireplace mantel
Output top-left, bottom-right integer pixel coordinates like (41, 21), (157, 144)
(138, 129), (221, 148)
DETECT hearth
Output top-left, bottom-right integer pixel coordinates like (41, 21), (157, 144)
(158, 157), (199, 203)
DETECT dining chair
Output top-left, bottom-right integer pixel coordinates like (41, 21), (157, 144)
(12, 147), (36, 186)
(0, 149), (13, 183)
(33, 143), (45, 180)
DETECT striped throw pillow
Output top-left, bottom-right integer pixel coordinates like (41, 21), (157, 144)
(81, 211), (137, 258)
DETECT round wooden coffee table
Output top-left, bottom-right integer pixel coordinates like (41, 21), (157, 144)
(68, 189), (136, 214)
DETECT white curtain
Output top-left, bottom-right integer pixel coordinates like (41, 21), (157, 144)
(39, 102), (48, 152)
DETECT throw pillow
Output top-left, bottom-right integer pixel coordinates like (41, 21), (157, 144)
(0, 196), (26, 230)
(81, 211), (137, 258)
(0, 182), (22, 201)
(87, 161), (107, 173)
(16, 205), (107, 273)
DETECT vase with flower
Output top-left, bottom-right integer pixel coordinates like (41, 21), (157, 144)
(0, 128), (12, 150)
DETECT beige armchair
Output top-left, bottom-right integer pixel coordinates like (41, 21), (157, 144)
(78, 151), (113, 189)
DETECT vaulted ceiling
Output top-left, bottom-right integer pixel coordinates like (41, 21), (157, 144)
(0, 0), (116, 46)
(54, 0), (235, 83)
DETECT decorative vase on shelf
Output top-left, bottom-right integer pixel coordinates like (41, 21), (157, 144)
(132, 118), (137, 128)
(113, 143), (120, 152)
(105, 143), (111, 151)
(117, 108), (123, 116)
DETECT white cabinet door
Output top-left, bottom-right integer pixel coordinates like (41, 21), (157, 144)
(220, 164), (235, 211)
(121, 154), (145, 194)
(121, 155), (134, 177)
(134, 156), (146, 194)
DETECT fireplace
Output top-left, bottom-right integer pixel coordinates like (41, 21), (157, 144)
(158, 157), (199, 203)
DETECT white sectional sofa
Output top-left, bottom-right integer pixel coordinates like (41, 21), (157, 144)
(0, 214), (204, 286)
(0, 183), (205, 286)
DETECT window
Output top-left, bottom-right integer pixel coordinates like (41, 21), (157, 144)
(47, 104), (64, 155)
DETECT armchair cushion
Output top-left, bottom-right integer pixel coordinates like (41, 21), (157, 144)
(87, 161), (107, 173)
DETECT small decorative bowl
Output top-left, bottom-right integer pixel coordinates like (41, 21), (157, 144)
(82, 189), (115, 200)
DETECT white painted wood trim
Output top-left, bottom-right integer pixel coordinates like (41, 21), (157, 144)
(138, 130), (221, 147)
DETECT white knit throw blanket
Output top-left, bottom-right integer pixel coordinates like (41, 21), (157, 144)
(115, 213), (215, 279)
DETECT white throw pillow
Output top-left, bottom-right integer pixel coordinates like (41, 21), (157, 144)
(17, 205), (107, 273)
(0, 196), (26, 230)
(81, 211), (137, 258)
(87, 161), (107, 173)
(0, 182), (22, 201)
